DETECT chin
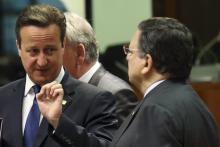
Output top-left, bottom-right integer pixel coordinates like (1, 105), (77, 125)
(32, 76), (48, 84)
(128, 76), (133, 84)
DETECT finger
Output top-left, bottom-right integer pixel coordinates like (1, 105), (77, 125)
(52, 88), (64, 98)
(36, 92), (45, 101)
(46, 81), (58, 96)
(50, 83), (62, 96)
(41, 81), (58, 97)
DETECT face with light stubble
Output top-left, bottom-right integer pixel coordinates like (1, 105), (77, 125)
(17, 24), (64, 85)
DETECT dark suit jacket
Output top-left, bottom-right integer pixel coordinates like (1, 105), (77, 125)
(89, 66), (138, 126)
(0, 73), (118, 147)
(110, 80), (219, 147)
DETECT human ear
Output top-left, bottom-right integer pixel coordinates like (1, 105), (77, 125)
(76, 43), (86, 65)
(141, 54), (153, 74)
(16, 40), (21, 57)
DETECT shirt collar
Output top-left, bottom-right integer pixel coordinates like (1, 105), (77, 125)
(79, 61), (101, 83)
(24, 67), (65, 96)
(144, 80), (165, 98)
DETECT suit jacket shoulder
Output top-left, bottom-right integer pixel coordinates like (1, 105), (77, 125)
(89, 66), (138, 125)
(0, 78), (26, 147)
(50, 73), (118, 147)
(89, 66), (132, 94)
(0, 74), (118, 147)
(111, 80), (219, 147)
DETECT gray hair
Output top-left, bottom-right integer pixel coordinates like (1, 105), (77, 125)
(64, 12), (98, 63)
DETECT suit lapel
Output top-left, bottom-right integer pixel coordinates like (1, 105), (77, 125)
(61, 94), (73, 111)
(89, 65), (106, 86)
(113, 100), (143, 145)
(34, 118), (49, 147)
(9, 79), (25, 147)
(34, 73), (75, 147)
(33, 95), (73, 147)
(112, 80), (174, 146)
(61, 73), (75, 111)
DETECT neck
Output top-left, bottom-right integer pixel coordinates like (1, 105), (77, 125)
(77, 61), (96, 79)
(140, 73), (167, 98)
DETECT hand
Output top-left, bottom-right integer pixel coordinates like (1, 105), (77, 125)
(36, 81), (63, 129)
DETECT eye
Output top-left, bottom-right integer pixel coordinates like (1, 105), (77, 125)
(45, 48), (56, 55)
(26, 48), (39, 56)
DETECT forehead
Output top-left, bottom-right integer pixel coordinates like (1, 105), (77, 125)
(130, 30), (141, 47)
(19, 24), (61, 40)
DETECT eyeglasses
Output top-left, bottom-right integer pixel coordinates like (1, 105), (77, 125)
(123, 44), (138, 55)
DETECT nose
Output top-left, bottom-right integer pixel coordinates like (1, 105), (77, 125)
(37, 53), (48, 66)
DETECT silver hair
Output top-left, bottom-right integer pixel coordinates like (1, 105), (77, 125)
(64, 12), (99, 63)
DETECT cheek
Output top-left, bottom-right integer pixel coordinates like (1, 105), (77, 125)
(127, 56), (134, 70)
(63, 52), (71, 64)
(63, 48), (72, 59)
(64, 49), (78, 64)
(127, 60), (133, 77)
(20, 56), (34, 72)
(63, 50), (70, 60)
(127, 58), (140, 75)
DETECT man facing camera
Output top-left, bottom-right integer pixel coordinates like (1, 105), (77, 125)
(0, 4), (118, 147)
(110, 17), (219, 147)
(63, 12), (138, 126)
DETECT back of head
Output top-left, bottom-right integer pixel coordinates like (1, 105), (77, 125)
(15, 4), (66, 47)
(138, 17), (194, 81)
(64, 12), (98, 63)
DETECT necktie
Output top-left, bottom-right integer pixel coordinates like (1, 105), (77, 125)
(24, 85), (41, 147)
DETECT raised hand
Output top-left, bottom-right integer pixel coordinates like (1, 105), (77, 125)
(36, 81), (64, 129)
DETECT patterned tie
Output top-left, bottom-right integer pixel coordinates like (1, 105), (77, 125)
(24, 85), (41, 147)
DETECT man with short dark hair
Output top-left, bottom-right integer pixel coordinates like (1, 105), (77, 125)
(110, 17), (219, 147)
(0, 4), (117, 147)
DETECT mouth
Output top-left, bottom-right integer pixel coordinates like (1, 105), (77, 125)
(35, 68), (49, 73)
(36, 65), (49, 70)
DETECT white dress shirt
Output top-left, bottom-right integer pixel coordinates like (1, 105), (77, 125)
(79, 61), (101, 83)
(144, 80), (165, 98)
(22, 67), (65, 134)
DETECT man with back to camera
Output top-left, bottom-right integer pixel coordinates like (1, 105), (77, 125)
(63, 12), (138, 126)
(0, 4), (118, 147)
(110, 17), (219, 147)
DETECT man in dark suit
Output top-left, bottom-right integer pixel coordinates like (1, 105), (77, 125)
(63, 12), (138, 126)
(110, 17), (219, 147)
(0, 5), (117, 147)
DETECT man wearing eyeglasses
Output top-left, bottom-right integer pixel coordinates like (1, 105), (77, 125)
(110, 17), (219, 147)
